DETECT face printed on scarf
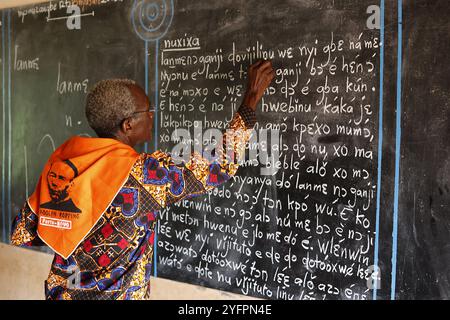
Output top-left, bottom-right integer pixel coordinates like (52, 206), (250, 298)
(47, 162), (76, 203)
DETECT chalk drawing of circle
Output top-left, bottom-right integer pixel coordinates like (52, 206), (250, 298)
(146, 3), (159, 21)
(131, 0), (174, 41)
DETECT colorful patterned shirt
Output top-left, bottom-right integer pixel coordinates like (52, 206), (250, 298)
(10, 106), (256, 300)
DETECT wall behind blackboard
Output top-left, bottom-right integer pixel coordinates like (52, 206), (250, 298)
(0, 0), (448, 300)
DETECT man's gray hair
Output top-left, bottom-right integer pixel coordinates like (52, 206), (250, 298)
(85, 79), (137, 138)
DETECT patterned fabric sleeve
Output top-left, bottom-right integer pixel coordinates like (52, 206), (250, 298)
(11, 202), (45, 247)
(138, 106), (257, 208)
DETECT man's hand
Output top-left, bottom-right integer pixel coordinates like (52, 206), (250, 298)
(242, 60), (275, 111)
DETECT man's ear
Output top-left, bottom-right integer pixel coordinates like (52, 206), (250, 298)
(120, 117), (133, 135)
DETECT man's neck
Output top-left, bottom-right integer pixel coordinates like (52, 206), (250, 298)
(103, 134), (134, 148)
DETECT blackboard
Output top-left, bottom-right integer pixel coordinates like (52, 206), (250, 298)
(0, 0), (448, 300)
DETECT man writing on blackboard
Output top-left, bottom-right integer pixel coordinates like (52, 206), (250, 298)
(10, 60), (274, 300)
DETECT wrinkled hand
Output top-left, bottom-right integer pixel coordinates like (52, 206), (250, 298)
(242, 60), (275, 111)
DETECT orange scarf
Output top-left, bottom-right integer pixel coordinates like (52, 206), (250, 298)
(28, 136), (140, 259)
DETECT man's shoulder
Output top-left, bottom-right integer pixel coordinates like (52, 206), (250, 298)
(129, 151), (172, 182)
(139, 150), (170, 161)
(134, 151), (173, 169)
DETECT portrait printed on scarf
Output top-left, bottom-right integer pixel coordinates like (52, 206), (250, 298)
(40, 160), (82, 214)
